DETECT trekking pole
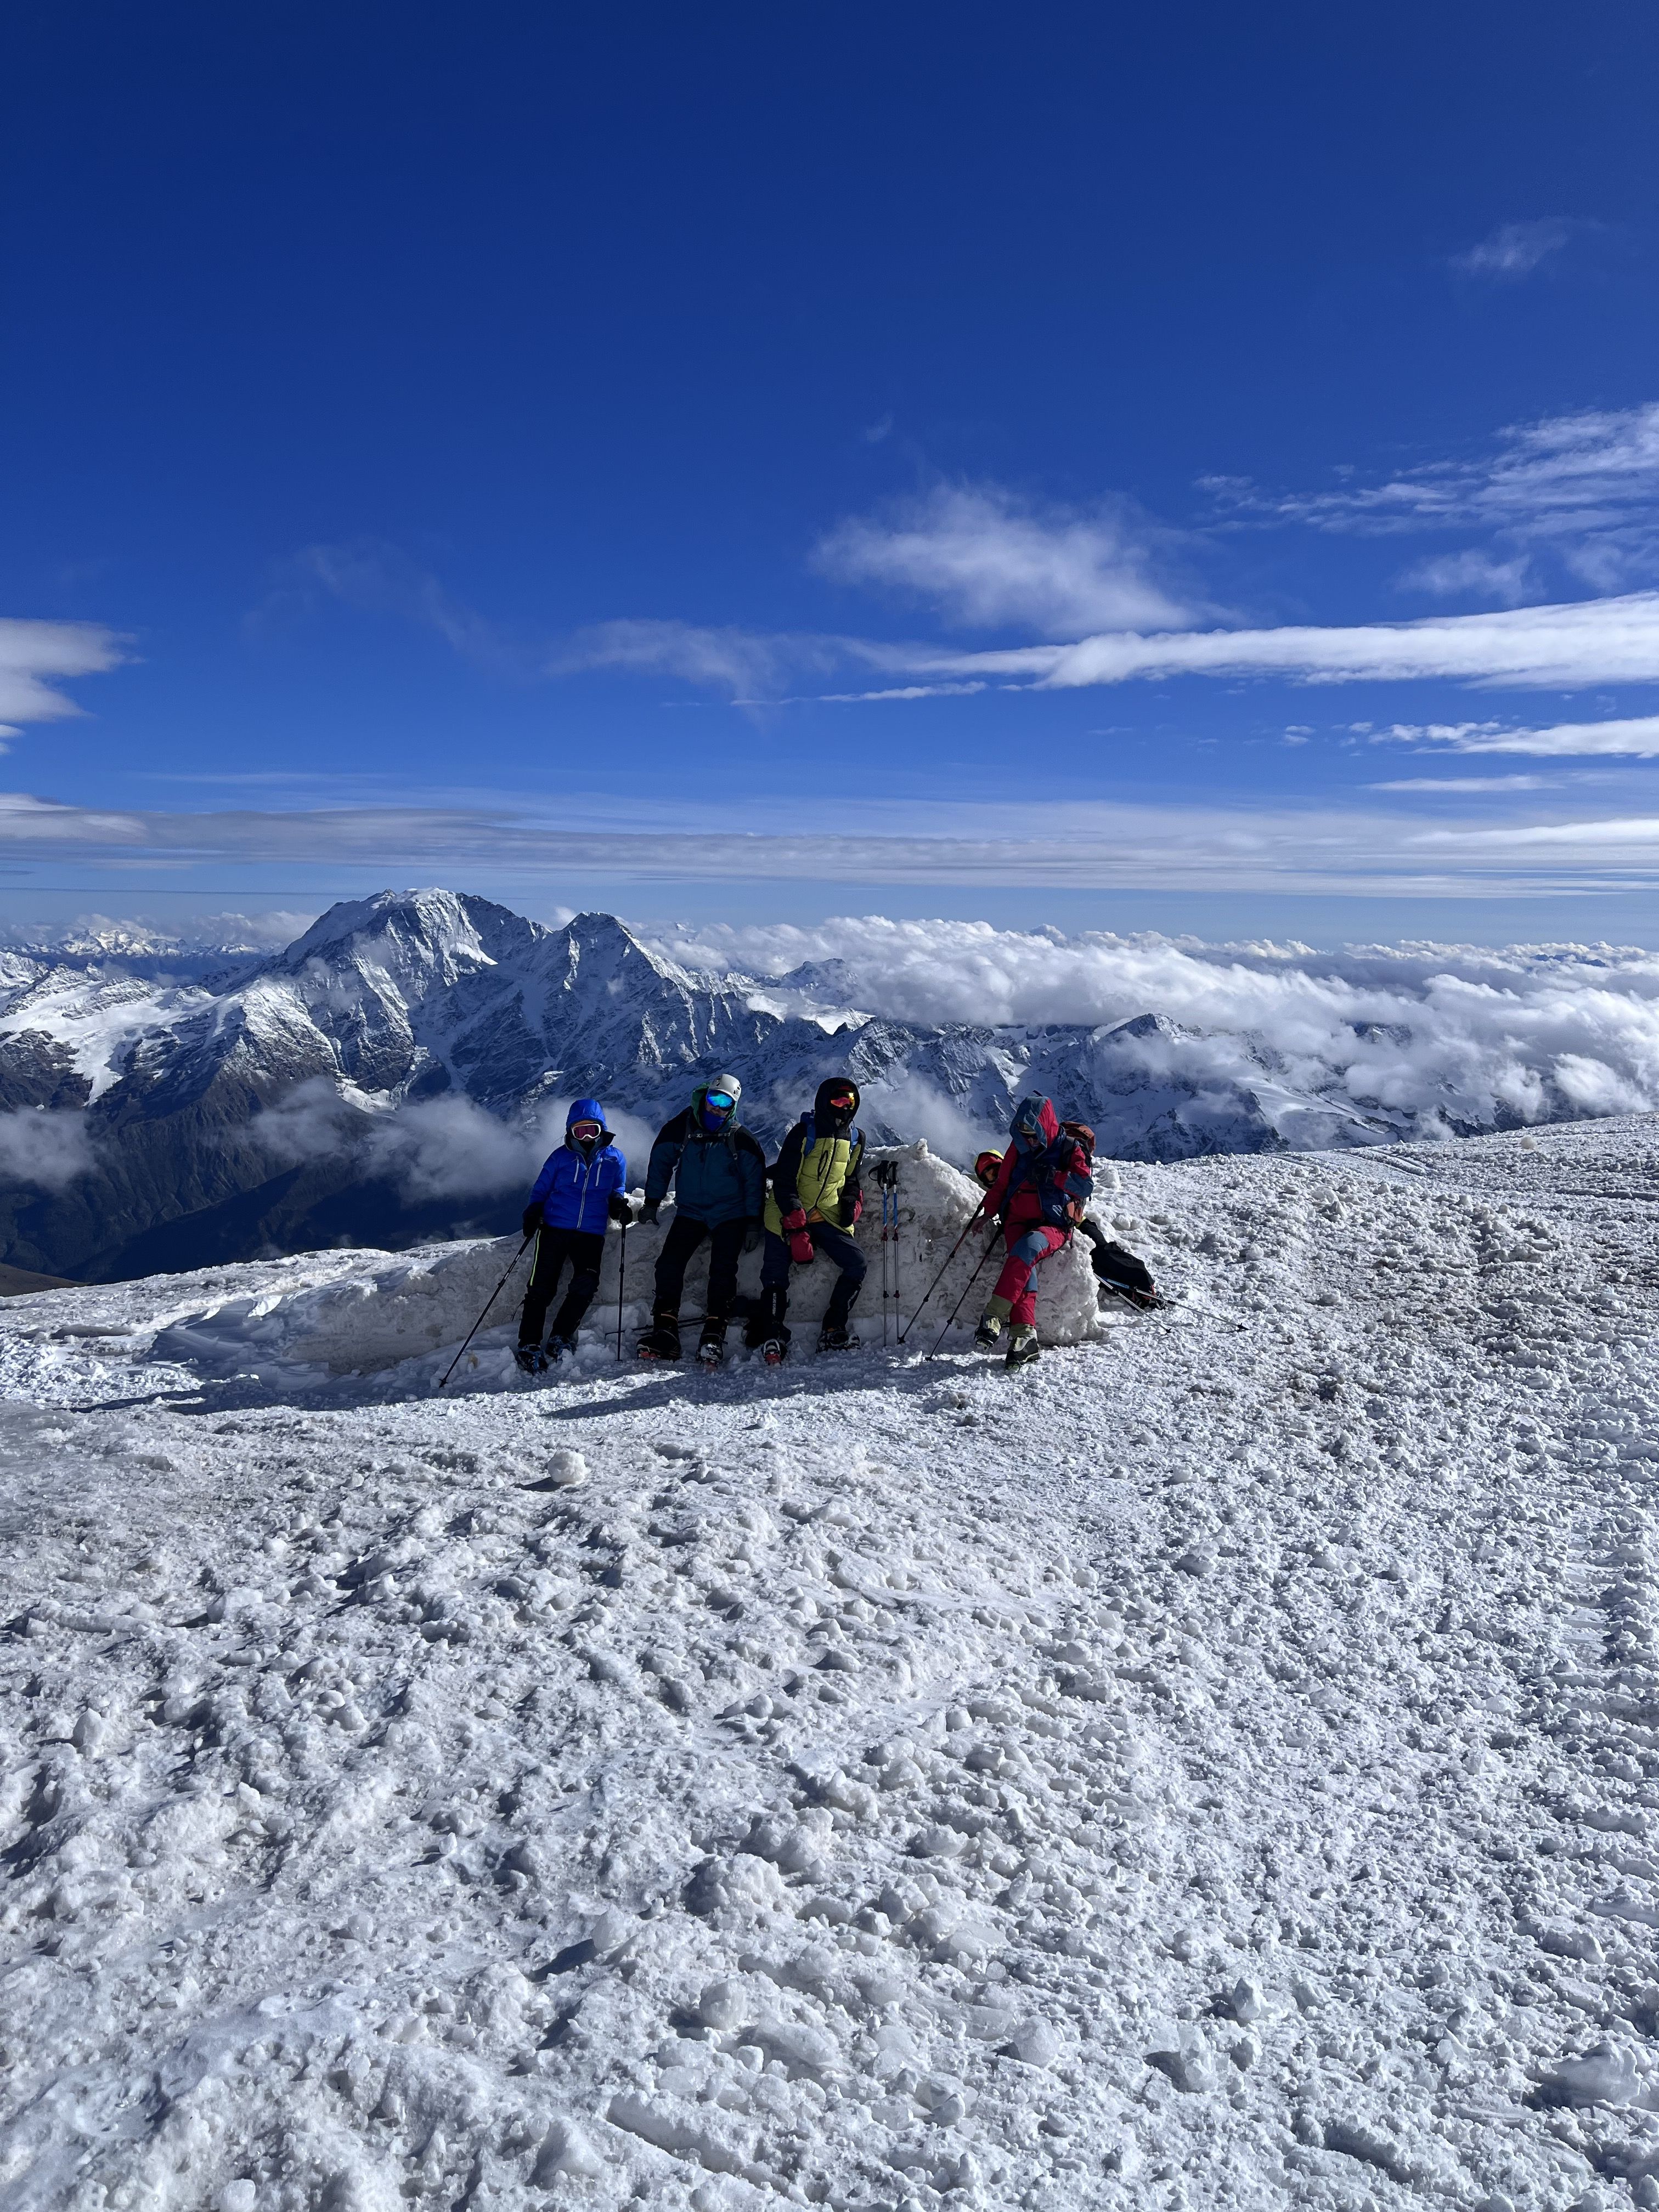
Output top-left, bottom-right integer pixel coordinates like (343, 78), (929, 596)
(878, 1178), (889, 1347)
(438, 1233), (533, 1390)
(874, 1160), (898, 1348)
(615, 1217), (628, 1359)
(926, 1237), (999, 1361)
(895, 1199), (985, 1346)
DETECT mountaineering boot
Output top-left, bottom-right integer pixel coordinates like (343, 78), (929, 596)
(637, 1307), (682, 1361)
(544, 1335), (571, 1364)
(1005, 1324), (1040, 1370)
(514, 1342), (548, 1376)
(746, 1285), (790, 1365)
(974, 1295), (1012, 1350)
(696, 1316), (728, 1368)
(818, 1322), (859, 1353)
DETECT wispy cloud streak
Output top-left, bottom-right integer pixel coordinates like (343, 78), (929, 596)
(1382, 714), (1659, 758)
(1451, 218), (1581, 279)
(4, 788), (1659, 895)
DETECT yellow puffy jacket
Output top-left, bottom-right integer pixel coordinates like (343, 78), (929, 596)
(764, 1086), (864, 1234)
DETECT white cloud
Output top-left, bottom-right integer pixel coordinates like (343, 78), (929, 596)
(1395, 549), (1537, 605)
(646, 915), (1659, 1144)
(812, 483), (1194, 636)
(813, 682), (988, 704)
(1451, 218), (1578, 279)
(1383, 713), (1659, 758)
(0, 619), (128, 729)
(245, 1083), (661, 1206)
(1014, 589), (1659, 691)
(0, 1108), (95, 1190)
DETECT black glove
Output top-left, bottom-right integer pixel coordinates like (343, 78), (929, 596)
(640, 1200), (660, 1227)
(608, 1193), (634, 1226)
(521, 1204), (543, 1240)
(743, 1221), (763, 1254)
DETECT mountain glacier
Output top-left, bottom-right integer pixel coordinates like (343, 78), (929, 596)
(0, 887), (1546, 1282)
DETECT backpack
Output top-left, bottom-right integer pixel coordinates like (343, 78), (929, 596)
(1011, 1124), (1094, 1231)
(797, 1113), (861, 1154)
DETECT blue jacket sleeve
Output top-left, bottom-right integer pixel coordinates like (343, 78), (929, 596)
(529, 1151), (561, 1207)
(644, 1116), (685, 1207)
(602, 1145), (627, 1196)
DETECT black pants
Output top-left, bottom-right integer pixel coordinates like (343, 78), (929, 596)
(654, 1214), (747, 1321)
(1077, 1215), (1112, 1279)
(752, 1223), (865, 1342)
(519, 1226), (604, 1347)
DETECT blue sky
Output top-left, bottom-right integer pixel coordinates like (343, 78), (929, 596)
(5, 1), (1659, 942)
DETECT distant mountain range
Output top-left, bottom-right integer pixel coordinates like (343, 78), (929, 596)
(0, 887), (1487, 1282)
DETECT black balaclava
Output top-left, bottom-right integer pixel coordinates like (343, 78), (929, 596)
(814, 1075), (860, 1132)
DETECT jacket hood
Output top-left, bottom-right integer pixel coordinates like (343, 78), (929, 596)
(1010, 1094), (1059, 1147)
(566, 1096), (611, 1141)
(813, 1075), (861, 1125)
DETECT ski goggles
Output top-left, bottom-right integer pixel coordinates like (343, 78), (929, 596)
(703, 1091), (736, 1114)
(826, 1090), (856, 1111)
(569, 1120), (602, 1142)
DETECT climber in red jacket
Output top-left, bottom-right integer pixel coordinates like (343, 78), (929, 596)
(974, 1095), (1093, 1368)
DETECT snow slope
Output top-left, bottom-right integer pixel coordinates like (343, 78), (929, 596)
(2, 1116), (1658, 2209)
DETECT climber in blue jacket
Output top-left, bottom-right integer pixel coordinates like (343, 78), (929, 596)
(516, 1097), (629, 1372)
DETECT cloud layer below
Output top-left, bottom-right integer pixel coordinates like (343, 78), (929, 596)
(650, 913), (1659, 1141)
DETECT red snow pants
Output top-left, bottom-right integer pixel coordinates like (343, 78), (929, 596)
(994, 1222), (1067, 1326)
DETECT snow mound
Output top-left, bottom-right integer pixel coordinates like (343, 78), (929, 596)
(91, 1144), (1102, 1391)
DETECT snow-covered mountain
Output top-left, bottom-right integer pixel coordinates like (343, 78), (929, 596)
(0, 888), (1569, 1282)
(3, 1115), (1656, 2206)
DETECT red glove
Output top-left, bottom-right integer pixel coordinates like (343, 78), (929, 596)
(846, 1193), (864, 1225)
(781, 1207), (814, 1265)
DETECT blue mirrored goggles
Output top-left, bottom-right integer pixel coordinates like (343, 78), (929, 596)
(703, 1092), (736, 1114)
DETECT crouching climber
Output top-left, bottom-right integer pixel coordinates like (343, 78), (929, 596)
(749, 1076), (866, 1362)
(974, 1142), (1160, 1311)
(516, 1098), (630, 1373)
(974, 1097), (1093, 1368)
(636, 1073), (766, 1366)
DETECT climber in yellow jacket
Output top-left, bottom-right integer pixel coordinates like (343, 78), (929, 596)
(749, 1075), (866, 1363)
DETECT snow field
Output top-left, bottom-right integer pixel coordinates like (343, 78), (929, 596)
(2, 1118), (1658, 2207)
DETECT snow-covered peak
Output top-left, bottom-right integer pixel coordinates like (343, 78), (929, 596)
(527, 909), (704, 998)
(266, 889), (540, 999)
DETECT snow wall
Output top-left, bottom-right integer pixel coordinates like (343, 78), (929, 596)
(147, 1143), (1104, 1386)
